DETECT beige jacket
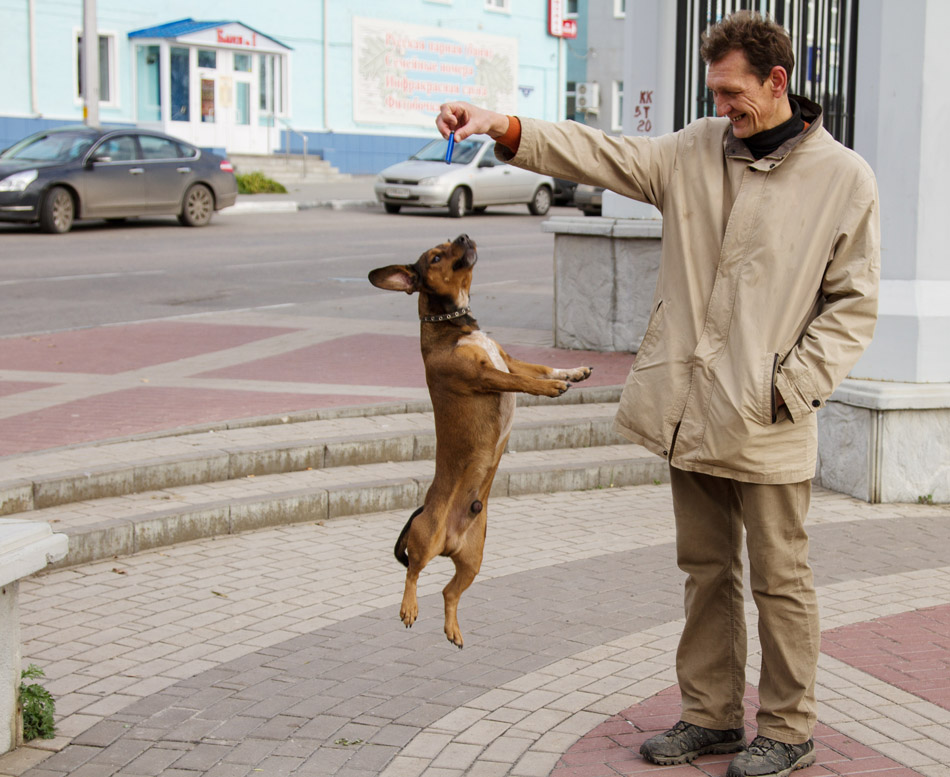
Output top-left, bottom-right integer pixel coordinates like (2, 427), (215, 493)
(499, 98), (880, 483)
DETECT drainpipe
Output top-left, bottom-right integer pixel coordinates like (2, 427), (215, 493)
(323, 0), (330, 131)
(28, 0), (39, 114)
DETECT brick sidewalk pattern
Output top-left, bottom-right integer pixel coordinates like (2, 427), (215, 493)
(4, 485), (950, 777)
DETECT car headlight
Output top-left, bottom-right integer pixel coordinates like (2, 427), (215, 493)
(0, 169), (38, 192)
(417, 177), (439, 186)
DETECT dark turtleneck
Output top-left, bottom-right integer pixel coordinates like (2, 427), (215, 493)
(743, 97), (805, 160)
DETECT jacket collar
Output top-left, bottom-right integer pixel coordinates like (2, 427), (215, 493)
(724, 95), (823, 168)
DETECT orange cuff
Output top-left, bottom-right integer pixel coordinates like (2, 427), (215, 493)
(495, 115), (522, 154)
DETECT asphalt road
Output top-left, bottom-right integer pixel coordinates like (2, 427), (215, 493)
(0, 204), (575, 338)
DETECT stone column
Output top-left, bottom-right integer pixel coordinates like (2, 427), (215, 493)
(818, 0), (950, 503)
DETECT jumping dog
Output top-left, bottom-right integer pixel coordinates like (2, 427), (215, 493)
(368, 234), (592, 647)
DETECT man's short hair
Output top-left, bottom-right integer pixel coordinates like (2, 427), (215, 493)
(700, 10), (795, 84)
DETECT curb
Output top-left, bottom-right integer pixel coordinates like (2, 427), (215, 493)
(222, 198), (382, 215)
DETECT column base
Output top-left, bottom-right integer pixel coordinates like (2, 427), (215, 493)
(819, 380), (950, 503)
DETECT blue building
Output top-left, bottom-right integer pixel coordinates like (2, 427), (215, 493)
(0, 1), (565, 173)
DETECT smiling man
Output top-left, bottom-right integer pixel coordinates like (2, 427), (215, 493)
(436, 10), (879, 777)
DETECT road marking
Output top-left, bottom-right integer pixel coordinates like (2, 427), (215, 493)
(0, 270), (166, 287)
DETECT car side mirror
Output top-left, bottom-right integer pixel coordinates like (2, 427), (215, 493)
(89, 154), (112, 165)
(478, 158), (497, 168)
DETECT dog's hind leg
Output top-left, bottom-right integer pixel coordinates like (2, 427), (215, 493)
(443, 511), (487, 648)
(399, 507), (446, 630)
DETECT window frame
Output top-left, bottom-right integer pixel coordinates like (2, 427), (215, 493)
(74, 29), (119, 108)
(485, 0), (510, 13)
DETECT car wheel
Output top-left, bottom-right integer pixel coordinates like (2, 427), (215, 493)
(384, 203), (401, 214)
(39, 187), (75, 234)
(448, 187), (468, 218)
(528, 186), (552, 216)
(178, 184), (214, 227)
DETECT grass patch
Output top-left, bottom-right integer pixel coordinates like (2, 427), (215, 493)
(236, 171), (288, 194)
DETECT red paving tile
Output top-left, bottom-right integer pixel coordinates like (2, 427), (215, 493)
(822, 604), (950, 711)
(195, 333), (634, 389)
(549, 685), (925, 777)
(0, 321), (300, 374)
(0, 380), (57, 398)
(0, 386), (401, 456)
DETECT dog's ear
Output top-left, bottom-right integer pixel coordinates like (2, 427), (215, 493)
(368, 265), (419, 294)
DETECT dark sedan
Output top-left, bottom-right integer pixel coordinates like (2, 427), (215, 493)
(0, 126), (237, 233)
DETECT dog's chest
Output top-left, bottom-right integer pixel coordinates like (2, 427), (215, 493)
(456, 331), (516, 447)
(457, 331), (508, 373)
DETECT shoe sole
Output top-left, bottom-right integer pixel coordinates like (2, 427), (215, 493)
(641, 739), (746, 766)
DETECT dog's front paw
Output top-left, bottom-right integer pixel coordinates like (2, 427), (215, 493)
(566, 366), (593, 383)
(541, 380), (570, 397)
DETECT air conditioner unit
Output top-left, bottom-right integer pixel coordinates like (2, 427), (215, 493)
(576, 82), (600, 113)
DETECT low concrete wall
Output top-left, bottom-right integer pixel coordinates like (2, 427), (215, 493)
(0, 521), (68, 754)
(541, 217), (661, 352)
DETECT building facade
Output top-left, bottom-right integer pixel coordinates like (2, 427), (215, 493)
(1, 0), (565, 173)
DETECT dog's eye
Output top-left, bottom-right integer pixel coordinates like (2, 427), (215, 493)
(431, 254), (442, 264)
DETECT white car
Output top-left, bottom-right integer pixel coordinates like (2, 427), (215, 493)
(374, 136), (555, 218)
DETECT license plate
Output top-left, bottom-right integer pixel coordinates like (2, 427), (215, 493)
(386, 187), (411, 198)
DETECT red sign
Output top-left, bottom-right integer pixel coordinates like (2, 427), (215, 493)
(549, 1), (577, 38)
(217, 28), (259, 48)
(549, 0), (564, 36)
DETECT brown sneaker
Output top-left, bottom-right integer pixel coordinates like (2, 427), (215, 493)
(639, 720), (747, 765)
(726, 736), (816, 776)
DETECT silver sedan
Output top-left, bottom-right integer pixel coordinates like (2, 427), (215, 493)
(375, 137), (555, 218)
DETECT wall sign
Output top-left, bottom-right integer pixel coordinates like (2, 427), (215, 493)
(353, 17), (518, 127)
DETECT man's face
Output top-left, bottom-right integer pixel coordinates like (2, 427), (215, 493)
(706, 49), (787, 138)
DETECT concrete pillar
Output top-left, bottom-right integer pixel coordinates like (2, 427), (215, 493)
(818, 0), (950, 503)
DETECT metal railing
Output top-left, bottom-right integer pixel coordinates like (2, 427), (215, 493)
(674, 0), (859, 148)
(278, 118), (308, 177)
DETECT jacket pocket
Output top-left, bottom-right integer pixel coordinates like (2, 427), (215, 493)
(633, 300), (665, 365)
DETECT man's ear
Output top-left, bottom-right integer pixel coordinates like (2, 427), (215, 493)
(368, 265), (419, 294)
(768, 65), (789, 97)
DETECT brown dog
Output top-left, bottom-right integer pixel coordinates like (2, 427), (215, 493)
(368, 234), (592, 647)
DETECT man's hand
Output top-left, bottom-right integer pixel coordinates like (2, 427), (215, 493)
(436, 102), (509, 142)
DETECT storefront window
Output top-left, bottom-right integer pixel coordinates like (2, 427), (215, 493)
(234, 53), (251, 72)
(135, 45), (160, 122)
(201, 78), (215, 122)
(198, 49), (217, 69)
(170, 47), (190, 122)
(259, 53), (275, 127)
(236, 82), (250, 125)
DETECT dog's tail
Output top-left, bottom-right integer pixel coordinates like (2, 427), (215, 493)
(395, 505), (425, 568)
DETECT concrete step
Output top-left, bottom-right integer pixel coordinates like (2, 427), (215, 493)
(229, 153), (347, 183)
(0, 391), (623, 515)
(33, 441), (665, 570)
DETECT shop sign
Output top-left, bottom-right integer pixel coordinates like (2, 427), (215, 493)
(548, 0), (577, 38)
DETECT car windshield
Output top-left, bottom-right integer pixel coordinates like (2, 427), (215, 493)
(1, 132), (96, 162)
(410, 138), (483, 165)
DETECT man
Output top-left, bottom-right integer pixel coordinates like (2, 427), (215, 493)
(436, 11), (879, 777)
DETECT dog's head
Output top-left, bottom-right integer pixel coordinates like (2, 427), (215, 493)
(368, 234), (477, 313)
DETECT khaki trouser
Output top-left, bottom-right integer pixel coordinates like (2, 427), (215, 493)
(670, 466), (819, 744)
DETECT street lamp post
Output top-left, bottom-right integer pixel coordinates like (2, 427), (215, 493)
(82, 0), (99, 126)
